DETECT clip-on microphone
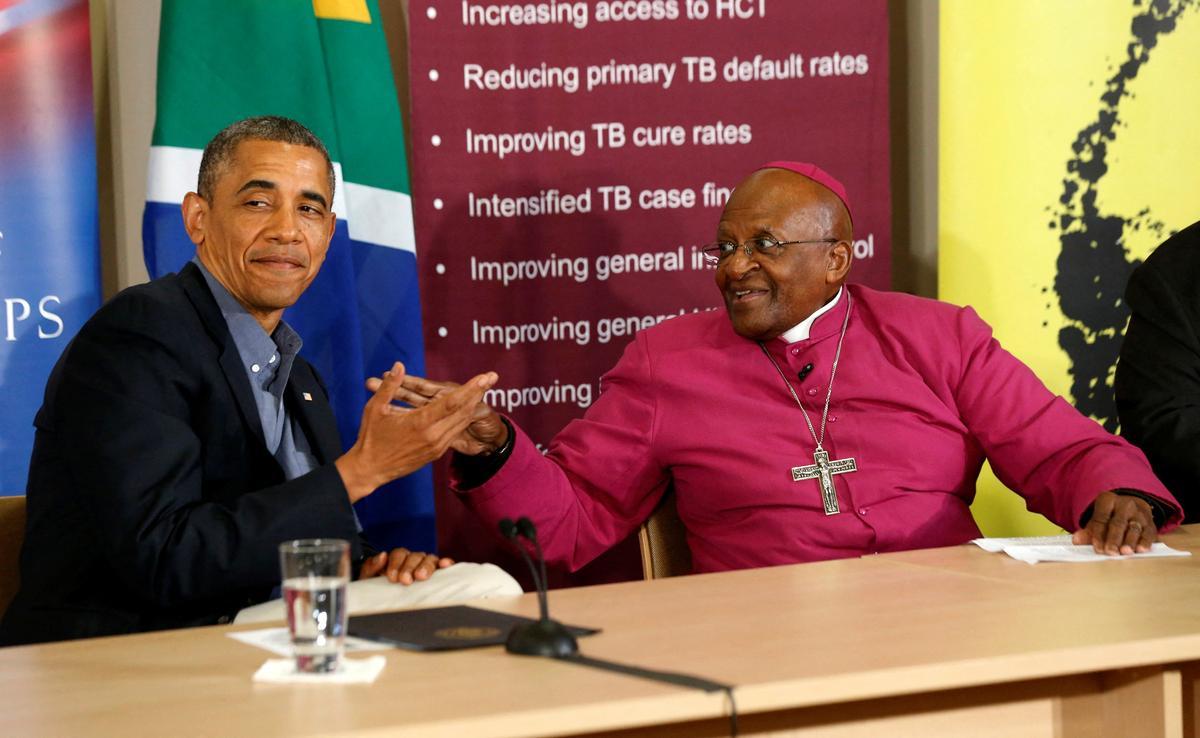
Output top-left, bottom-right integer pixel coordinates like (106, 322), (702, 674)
(499, 517), (579, 657)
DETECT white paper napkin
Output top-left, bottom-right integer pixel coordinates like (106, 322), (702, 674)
(252, 655), (387, 684)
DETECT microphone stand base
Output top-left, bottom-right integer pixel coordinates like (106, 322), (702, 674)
(505, 619), (579, 658)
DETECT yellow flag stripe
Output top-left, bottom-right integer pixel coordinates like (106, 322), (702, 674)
(312, 0), (371, 23)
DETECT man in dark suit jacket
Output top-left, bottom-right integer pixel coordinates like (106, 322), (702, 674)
(0, 116), (501, 645)
(1117, 219), (1200, 516)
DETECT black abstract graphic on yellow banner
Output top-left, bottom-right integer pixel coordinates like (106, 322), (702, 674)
(1053, 0), (1195, 432)
(941, 0), (1200, 536)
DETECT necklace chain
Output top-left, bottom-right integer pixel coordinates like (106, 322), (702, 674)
(757, 291), (853, 452)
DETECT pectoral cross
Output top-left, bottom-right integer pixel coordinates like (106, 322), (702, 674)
(791, 449), (857, 515)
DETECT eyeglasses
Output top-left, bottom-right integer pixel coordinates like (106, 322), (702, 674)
(700, 236), (840, 265)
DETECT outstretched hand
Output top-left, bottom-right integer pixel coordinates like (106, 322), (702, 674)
(336, 362), (498, 501)
(365, 371), (508, 456)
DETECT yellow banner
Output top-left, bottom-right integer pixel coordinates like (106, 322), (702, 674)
(940, 1), (1200, 535)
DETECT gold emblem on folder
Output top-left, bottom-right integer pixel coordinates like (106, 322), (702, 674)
(434, 626), (502, 641)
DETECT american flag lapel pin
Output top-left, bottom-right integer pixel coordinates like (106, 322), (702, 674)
(302, 392), (313, 401)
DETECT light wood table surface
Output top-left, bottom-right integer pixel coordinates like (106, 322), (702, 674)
(3, 526), (1200, 737)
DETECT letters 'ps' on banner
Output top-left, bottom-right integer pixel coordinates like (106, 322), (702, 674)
(0, 0), (101, 495)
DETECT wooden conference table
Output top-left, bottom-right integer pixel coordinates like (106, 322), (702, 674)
(3, 527), (1200, 737)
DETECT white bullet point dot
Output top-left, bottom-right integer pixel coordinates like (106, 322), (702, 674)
(435, 263), (446, 275)
(431, 135), (442, 147)
(426, 7), (437, 19)
(433, 198), (444, 210)
(429, 69), (439, 82)
(437, 327), (448, 338)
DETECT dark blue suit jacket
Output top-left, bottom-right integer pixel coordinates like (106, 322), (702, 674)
(1, 262), (362, 645)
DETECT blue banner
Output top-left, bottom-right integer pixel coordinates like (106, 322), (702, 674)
(0, 0), (101, 495)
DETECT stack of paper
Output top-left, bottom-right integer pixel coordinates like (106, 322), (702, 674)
(971, 535), (1191, 564)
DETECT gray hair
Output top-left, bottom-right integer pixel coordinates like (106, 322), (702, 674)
(197, 115), (335, 202)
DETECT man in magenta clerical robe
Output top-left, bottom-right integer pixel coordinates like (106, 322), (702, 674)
(387, 162), (1181, 575)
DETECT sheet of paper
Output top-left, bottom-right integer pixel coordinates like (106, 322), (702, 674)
(228, 627), (391, 657)
(971, 535), (1077, 553)
(972, 536), (1191, 564)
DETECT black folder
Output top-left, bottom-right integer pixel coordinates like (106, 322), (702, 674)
(348, 605), (599, 651)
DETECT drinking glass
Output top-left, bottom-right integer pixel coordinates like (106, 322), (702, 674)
(278, 539), (350, 673)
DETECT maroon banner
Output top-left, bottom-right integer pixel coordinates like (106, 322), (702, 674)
(408, 0), (891, 583)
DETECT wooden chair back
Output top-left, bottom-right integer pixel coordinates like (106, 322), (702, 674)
(637, 489), (691, 580)
(0, 496), (26, 619)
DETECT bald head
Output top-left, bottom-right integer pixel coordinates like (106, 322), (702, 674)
(713, 166), (855, 341)
(728, 168), (853, 243)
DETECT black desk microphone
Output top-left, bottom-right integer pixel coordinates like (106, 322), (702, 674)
(498, 517), (578, 657)
(498, 517), (739, 734)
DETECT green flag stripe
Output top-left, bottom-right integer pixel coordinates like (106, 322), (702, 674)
(317, 0), (411, 192)
(152, 0), (409, 194)
(152, 1), (339, 152)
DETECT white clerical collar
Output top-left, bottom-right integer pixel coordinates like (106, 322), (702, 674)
(778, 287), (844, 344)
